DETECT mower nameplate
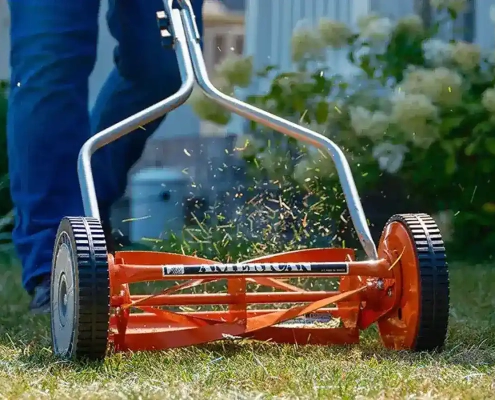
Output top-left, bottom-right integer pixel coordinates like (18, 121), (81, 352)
(161, 262), (350, 276)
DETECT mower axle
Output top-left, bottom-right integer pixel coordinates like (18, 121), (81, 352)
(112, 257), (394, 284)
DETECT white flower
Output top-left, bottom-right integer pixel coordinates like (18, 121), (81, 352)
(390, 91), (439, 145)
(349, 106), (390, 139)
(349, 106), (372, 134)
(391, 91), (437, 121)
(482, 88), (495, 114)
(487, 50), (495, 66)
(276, 72), (308, 95)
(256, 151), (288, 181)
(357, 13), (381, 32)
(353, 45), (371, 62)
(399, 67), (463, 106)
(327, 100), (345, 123)
(291, 24), (326, 63)
(422, 39), (454, 66)
(307, 148), (336, 178)
(215, 55), (253, 88)
(304, 121), (328, 136)
(293, 157), (313, 184)
(293, 147), (337, 183)
(430, 0), (467, 14)
(396, 15), (424, 35)
(318, 19), (353, 49)
(372, 142), (408, 174)
(360, 17), (394, 42)
(263, 99), (278, 111)
(189, 79), (233, 125)
(451, 41), (481, 72)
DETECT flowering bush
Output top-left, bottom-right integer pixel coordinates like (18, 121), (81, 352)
(192, 0), (495, 260)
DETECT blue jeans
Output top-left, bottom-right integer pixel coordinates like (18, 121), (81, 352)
(7, 0), (203, 294)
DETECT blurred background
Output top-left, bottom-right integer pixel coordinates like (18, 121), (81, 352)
(1, 0), (495, 262)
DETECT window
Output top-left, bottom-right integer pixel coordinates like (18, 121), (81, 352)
(461, 0), (475, 42)
(212, 33), (244, 65)
(234, 35), (244, 55)
(213, 34), (226, 65)
(201, 23), (245, 136)
(414, 0), (475, 42)
(204, 24), (245, 71)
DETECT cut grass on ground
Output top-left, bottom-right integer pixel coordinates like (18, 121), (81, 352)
(0, 259), (494, 399)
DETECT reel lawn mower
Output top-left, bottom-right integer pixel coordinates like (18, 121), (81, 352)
(50, 0), (450, 360)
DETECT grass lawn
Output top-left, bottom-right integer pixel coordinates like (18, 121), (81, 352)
(0, 256), (494, 399)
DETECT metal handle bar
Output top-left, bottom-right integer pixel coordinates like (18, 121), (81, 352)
(77, 0), (378, 260)
(175, 0), (377, 260)
(77, 7), (194, 222)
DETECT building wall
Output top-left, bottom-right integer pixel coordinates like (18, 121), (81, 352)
(245, 0), (371, 80)
(243, 0), (495, 79)
(370, 0), (495, 45)
(2, 0), (495, 83)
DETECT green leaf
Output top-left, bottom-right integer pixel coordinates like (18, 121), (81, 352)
(473, 121), (494, 136)
(481, 158), (495, 173)
(447, 8), (458, 21)
(359, 54), (375, 79)
(445, 154), (456, 175)
(441, 116), (464, 134)
(485, 137), (495, 155)
(315, 101), (329, 124)
(347, 50), (355, 65)
(256, 65), (277, 78)
(464, 140), (478, 156)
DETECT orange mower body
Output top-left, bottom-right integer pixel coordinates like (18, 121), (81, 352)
(49, 0), (450, 361)
(50, 214), (449, 360)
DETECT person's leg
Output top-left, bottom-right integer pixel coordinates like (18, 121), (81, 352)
(7, 0), (115, 311)
(89, 0), (205, 219)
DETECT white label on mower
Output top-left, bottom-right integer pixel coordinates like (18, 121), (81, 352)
(163, 265), (185, 275)
(162, 262), (314, 275)
(162, 262), (349, 276)
(198, 263), (313, 273)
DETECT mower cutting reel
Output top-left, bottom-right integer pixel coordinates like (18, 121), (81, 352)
(50, 0), (450, 360)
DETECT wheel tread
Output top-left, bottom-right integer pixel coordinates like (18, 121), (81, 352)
(385, 213), (450, 352)
(51, 217), (110, 361)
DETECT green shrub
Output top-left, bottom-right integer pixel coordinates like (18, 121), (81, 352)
(191, 4), (495, 262)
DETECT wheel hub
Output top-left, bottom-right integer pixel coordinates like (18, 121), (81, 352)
(58, 273), (68, 324)
(51, 235), (76, 356)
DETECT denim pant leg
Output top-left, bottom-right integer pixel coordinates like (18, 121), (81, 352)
(90, 0), (205, 205)
(6, 0), (116, 294)
(8, 0), (204, 294)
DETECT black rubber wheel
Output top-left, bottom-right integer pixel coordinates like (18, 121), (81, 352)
(50, 217), (110, 360)
(377, 213), (450, 352)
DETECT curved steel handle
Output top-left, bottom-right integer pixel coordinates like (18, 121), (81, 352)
(77, 7), (194, 221)
(177, 1), (378, 260)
